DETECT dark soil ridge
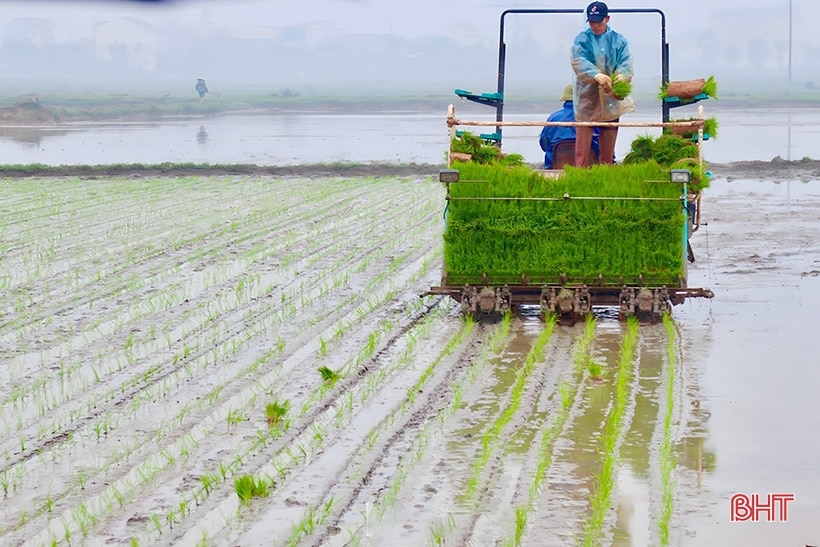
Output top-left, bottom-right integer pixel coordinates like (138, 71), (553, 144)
(0, 163), (446, 179)
(709, 156), (820, 181)
(3, 95), (820, 127)
(0, 158), (817, 182)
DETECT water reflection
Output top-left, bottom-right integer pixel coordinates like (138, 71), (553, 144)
(612, 323), (716, 546)
(669, 179), (820, 545)
(0, 106), (816, 166)
(0, 126), (70, 146)
(196, 124), (208, 144)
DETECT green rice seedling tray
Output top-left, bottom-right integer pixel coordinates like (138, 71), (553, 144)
(441, 161), (688, 287)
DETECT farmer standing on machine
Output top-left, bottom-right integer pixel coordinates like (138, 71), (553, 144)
(571, 1), (634, 167)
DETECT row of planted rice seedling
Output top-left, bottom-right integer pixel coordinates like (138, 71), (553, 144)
(0, 176), (392, 454)
(583, 318), (640, 546)
(365, 316), (513, 536)
(0, 174), (447, 545)
(119, 179), (447, 545)
(465, 316), (558, 499)
(502, 314), (598, 546)
(134, 286), (451, 547)
(658, 314), (679, 545)
(444, 162), (686, 286)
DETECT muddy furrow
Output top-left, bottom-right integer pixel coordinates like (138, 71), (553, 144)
(0, 197), (440, 479)
(157, 297), (469, 546)
(1, 178), (448, 544)
(80, 263), (450, 546)
(0, 176), (439, 426)
(288, 318), (519, 546)
(0, 176), (387, 343)
(332, 317), (581, 547)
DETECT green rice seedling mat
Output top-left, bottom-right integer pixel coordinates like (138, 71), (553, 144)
(443, 162), (687, 286)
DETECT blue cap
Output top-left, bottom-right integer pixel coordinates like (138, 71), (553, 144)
(586, 2), (609, 22)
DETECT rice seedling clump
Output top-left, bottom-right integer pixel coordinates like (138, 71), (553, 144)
(659, 75), (718, 101)
(451, 132), (524, 166)
(665, 117), (719, 140)
(611, 78), (632, 100)
(443, 162), (687, 286)
(622, 134), (710, 190)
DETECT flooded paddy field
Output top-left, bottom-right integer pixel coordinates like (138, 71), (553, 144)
(1, 103), (819, 167)
(1, 162), (818, 546)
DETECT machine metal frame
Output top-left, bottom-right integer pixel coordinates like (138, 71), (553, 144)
(429, 8), (715, 322)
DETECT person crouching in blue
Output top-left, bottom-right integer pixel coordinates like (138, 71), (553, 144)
(539, 85), (600, 169)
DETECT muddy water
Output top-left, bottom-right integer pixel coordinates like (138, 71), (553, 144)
(0, 113), (447, 166)
(669, 177), (820, 546)
(0, 104), (819, 166)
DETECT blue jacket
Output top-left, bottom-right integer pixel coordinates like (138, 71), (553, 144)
(571, 25), (634, 122)
(539, 101), (600, 168)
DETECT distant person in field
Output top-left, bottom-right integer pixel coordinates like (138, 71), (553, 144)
(539, 84), (600, 169)
(195, 78), (208, 103)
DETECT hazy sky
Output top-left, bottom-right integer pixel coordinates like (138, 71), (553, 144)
(0, 0), (809, 92)
(0, 0), (801, 42)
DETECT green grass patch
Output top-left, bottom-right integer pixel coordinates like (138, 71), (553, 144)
(443, 162), (687, 286)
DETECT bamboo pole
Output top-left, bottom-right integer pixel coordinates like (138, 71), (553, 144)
(446, 103), (705, 130)
(447, 104), (456, 167)
(692, 104), (705, 233)
(697, 105), (704, 168)
(447, 117), (704, 129)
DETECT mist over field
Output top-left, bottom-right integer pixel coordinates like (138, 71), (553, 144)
(0, 0), (814, 100)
